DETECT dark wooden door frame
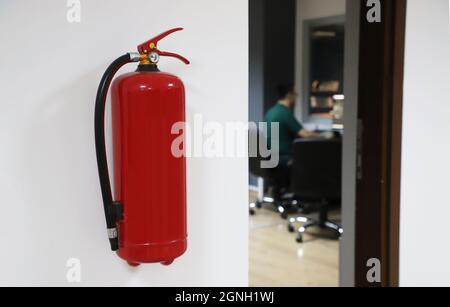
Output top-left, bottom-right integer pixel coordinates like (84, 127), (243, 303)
(355, 0), (406, 287)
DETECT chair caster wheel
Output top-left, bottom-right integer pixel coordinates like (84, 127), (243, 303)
(249, 209), (255, 216)
(281, 212), (288, 220)
(287, 224), (295, 233)
(296, 234), (303, 243)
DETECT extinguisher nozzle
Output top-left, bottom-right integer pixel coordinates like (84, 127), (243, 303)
(109, 238), (119, 251)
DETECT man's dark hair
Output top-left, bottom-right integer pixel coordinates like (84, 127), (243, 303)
(277, 84), (294, 100)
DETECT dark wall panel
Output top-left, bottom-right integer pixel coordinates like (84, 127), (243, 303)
(249, 0), (296, 186)
(263, 0), (297, 112)
(249, 0), (265, 124)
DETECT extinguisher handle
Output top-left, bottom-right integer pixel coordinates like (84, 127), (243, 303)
(94, 52), (139, 251)
(137, 28), (190, 65)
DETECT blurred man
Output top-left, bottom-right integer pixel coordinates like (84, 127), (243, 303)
(265, 84), (321, 166)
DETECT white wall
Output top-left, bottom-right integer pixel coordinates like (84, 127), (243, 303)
(294, 0), (346, 123)
(0, 0), (248, 286)
(400, 0), (450, 286)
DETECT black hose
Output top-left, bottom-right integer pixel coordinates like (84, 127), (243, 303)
(95, 54), (132, 251)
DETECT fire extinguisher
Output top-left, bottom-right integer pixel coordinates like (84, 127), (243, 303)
(94, 28), (189, 266)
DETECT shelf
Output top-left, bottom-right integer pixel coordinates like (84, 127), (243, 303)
(310, 92), (340, 97)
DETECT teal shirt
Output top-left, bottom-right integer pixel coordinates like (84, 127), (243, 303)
(265, 104), (303, 155)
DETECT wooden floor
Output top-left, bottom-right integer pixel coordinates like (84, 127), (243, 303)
(249, 193), (340, 287)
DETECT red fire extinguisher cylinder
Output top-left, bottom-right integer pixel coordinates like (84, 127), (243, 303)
(95, 28), (189, 266)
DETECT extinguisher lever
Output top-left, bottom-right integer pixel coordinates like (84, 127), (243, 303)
(137, 27), (183, 54)
(137, 28), (190, 65)
(95, 53), (138, 251)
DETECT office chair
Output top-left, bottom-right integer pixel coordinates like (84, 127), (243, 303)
(248, 126), (296, 219)
(287, 138), (343, 243)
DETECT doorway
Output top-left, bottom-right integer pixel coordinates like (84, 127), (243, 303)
(249, 0), (346, 287)
(248, 0), (406, 287)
